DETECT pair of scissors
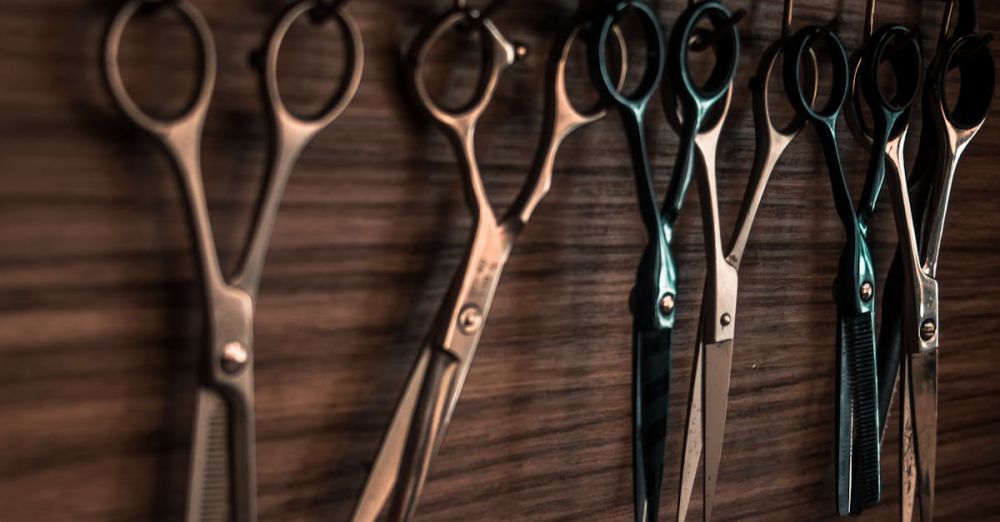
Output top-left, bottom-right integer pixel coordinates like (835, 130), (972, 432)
(102, 1), (363, 520)
(782, 11), (886, 516)
(675, 1), (818, 520)
(876, 0), (994, 520)
(840, 0), (924, 515)
(350, 3), (625, 520)
(587, 3), (671, 520)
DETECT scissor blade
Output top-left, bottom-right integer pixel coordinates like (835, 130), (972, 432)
(702, 339), (734, 522)
(186, 388), (230, 522)
(900, 357), (916, 522)
(909, 350), (938, 522)
(634, 329), (673, 522)
(351, 348), (431, 522)
(836, 311), (855, 516)
(677, 333), (704, 522)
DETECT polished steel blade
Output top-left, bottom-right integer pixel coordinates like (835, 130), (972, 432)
(703, 339), (734, 522)
(900, 356), (916, 522)
(351, 348), (431, 522)
(676, 331), (704, 522)
(909, 351), (938, 522)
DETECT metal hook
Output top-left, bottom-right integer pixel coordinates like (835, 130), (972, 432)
(782, 0), (795, 38)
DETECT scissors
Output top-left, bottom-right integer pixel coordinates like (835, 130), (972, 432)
(350, 3), (625, 520)
(673, 1), (818, 520)
(782, 12), (886, 516)
(587, 2), (674, 520)
(102, 1), (363, 520)
(875, 1), (994, 520)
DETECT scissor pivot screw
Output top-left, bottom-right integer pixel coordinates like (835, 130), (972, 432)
(659, 294), (675, 315)
(513, 43), (529, 62)
(920, 320), (937, 342)
(222, 341), (248, 373)
(458, 306), (483, 335)
(721, 313), (732, 327)
(859, 282), (874, 302)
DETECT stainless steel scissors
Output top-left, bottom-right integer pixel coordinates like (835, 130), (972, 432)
(350, 3), (624, 520)
(876, 1), (993, 520)
(587, 2), (671, 520)
(102, 1), (363, 520)
(674, 1), (816, 520)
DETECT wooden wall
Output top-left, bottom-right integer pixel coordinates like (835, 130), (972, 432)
(1, 0), (998, 520)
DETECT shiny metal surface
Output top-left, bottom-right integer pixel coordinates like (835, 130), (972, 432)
(676, 1), (814, 520)
(101, 1), (363, 520)
(349, 7), (624, 520)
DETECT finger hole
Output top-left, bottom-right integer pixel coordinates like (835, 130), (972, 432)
(593, 1), (664, 104)
(412, 10), (493, 115)
(564, 26), (624, 117)
(678, 6), (739, 99)
(872, 27), (921, 112)
(785, 27), (848, 120)
(941, 35), (994, 129)
(112, 1), (209, 121)
(269, 3), (361, 123)
(760, 41), (814, 135)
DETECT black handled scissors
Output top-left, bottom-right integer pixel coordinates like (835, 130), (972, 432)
(675, 1), (818, 520)
(102, 1), (363, 520)
(840, 0), (924, 515)
(350, 3), (624, 520)
(782, 13), (886, 516)
(876, 1), (994, 520)
(587, 3), (672, 520)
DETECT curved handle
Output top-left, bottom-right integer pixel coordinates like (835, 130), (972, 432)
(233, 0), (365, 296)
(410, 7), (521, 134)
(261, 0), (364, 135)
(589, 1), (665, 113)
(668, 2), (740, 115)
(502, 23), (626, 231)
(102, 0), (216, 141)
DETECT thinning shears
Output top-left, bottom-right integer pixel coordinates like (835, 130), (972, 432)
(841, 0), (924, 515)
(102, 1), (363, 520)
(350, 3), (624, 520)
(875, 1), (994, 520)
(675, 1), (817, 520)
(587, 2), (672, 520)
(783, 13), (887, 516)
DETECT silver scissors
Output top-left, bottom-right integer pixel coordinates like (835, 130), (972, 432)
(674, 1), (815, 520)
(350, 3), (624, 521)
(876, 0), (993, 520)
(102, 1), (363, 520)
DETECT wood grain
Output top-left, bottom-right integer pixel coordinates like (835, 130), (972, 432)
(1, 1), (998, 520)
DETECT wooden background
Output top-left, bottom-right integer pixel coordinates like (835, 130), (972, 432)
(1, 0), (998, 520)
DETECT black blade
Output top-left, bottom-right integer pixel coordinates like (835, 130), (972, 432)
(633, 328), (672, 522)
(844, 312), (881, 512)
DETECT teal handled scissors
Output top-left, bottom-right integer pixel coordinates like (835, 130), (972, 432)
(587, 2), (673, 520)
(102, 0), (363, 520)
(782, 12), (887, 516)
(674, 1), (819, 520)
(841, 0), (924, 515)
(350, 3), (624, 520)
(875, 0), (994, 520)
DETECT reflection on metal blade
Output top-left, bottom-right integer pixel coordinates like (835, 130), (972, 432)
(703, 339), (734, 522)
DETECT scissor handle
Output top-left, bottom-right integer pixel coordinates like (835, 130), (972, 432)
(502, 23), (626, 230)
(410, 6), (520, 137)
(667, 1), (740, 121)
(931, 33), (994, 132)
(784, 25), (849, 127)
(260, 0), (364, 135)
(590, 0), (665, 113)
(859, 26), (922, 133)
(103, 0), (216, 142)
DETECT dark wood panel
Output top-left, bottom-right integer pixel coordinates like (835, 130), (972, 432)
(1, 0), (998, 521)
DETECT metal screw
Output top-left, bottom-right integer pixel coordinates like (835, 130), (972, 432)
(659, 294), (675, 315)
(860, 282), (874, 302)
(458, 306), (483, 335)
(513, 42), (529, 62)
(920, 319), (937, 342)
(222, 341), (248, 373)
(721, 313), (732, 327)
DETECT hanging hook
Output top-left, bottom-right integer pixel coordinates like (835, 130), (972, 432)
(782, 0), (795, 38)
